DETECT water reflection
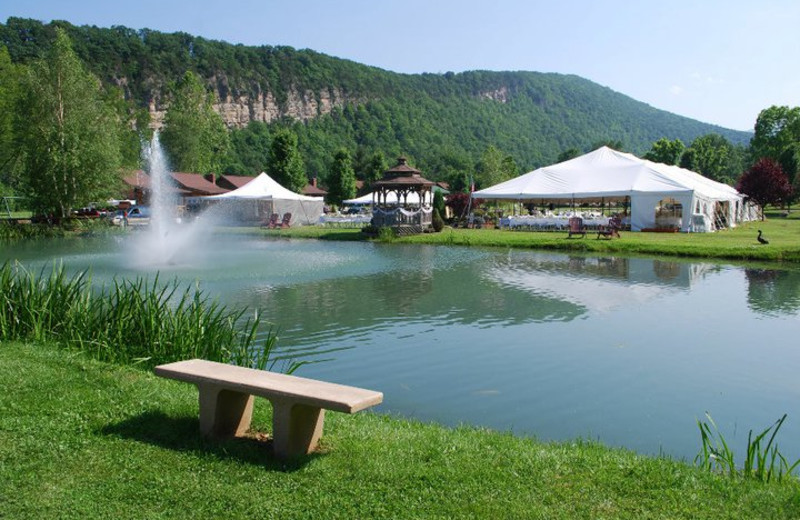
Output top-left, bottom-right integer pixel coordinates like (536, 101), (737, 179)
(745, 268), (800, 316)
(485, 253), (718, 315)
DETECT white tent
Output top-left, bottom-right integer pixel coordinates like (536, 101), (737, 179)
(473, 147), (755, 232)
(202, 172), (324, 225)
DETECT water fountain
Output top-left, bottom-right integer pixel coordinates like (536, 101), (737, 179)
(128, 133), (216, 269)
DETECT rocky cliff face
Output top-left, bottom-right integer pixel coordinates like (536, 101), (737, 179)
(147, 85), (352, 129)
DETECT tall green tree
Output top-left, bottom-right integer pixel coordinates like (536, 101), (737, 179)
(266, 128), (307, 192)
(16, 29), (121, 218)
(0, 46), (20, 176)
(362, 150), (388, 189)
(750, 105), (800, 162)
(643, 138), (685, 165)
(475, 145), (517, 189)
(160, 71), (229, 174)
(679, 134), (742, 184)
(325, 148), (357, 206)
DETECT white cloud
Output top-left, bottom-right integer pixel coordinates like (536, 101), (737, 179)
(669, 85), (684, 96)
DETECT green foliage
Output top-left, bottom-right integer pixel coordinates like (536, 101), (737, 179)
(15, 28), (121, 218)
(679, 133), (744, 184)
(0, 262), (295, 371)
(160, 70), (230, 173)
(591, 139), (625, 152)
(357, 149), (388, 189)
(266, 128), (306, 192)
(1, 18), (753, 185)
(751, 105), (800, 162)
(556, 147), (581, 163)
(223, 121), (273, 175)
(432, 208), (444, 232)
(325, 148), (357, 205)
(377, 226), (396, 241)
(644, 137), (685, 165)
(433, 189), (446, 217)
(475, 145), (517, 189)
(0, 45), (21, 180)
(695, 412), (800, 483)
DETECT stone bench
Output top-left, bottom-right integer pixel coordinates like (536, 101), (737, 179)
(154, 359), (383, 459)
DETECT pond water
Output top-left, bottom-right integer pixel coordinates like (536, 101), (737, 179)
(3, 233), (800, 463)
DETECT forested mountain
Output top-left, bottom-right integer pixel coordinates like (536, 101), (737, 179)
(0, 17), (751, 185)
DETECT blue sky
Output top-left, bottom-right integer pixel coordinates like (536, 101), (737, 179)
(2, 0), (799, 132)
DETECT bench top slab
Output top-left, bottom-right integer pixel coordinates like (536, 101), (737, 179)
(154, 359), (383, 413)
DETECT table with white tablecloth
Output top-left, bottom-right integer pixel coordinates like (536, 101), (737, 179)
(498, 215), (611, 231)
(318, 215), (372, 227)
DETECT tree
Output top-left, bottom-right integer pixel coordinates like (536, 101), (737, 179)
(0, 46), (21, 180)
(750, 105), (800, 162)
(643, 138), (685, 165)
(363, 150), (388, 189)
(475, 145), (516, 189)
(591, 140), (625, 152)
(433, 190), (446, 219)
(736, 158), (793, 219)
(325, 148), (356, 206)
(16, 29), (121, 218)
(266, 128), (307, 192)
(679, 134), (740, 184)
(160, 71), (229, 174)
(556, 148), (581, 163)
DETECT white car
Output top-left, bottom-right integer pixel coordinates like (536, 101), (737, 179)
(111, 206), (150, 226)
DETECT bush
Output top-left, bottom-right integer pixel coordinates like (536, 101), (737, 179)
(432, 208), (444, 232)
(377, 226), (397, 241)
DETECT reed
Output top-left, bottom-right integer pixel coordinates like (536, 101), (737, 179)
(0, 261), (295, 372)
(695, 412), (800, 482)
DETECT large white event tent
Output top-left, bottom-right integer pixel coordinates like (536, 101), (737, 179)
(473, 146), (756, 232)
(201, 172), (324, 225)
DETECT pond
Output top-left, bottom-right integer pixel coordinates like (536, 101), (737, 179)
(3, 233), (800, 463)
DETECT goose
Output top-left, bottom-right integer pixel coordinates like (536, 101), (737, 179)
(757, 230), (769, 245)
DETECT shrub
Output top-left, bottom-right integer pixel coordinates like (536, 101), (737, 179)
(432, 209), (444, 232)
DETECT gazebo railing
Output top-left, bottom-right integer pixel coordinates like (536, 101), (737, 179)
(372, 207), (433, 227)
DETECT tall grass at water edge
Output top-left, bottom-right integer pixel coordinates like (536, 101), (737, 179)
(696, 412), (800, 482)
(0, 261), (298, 372)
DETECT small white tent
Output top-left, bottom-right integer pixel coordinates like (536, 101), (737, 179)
(473, 147), (755, 232)
(202, 172), (324, 225)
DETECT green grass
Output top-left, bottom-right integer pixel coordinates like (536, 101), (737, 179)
(266, 216), (800, 263)
(2, 342), (799, 519)
(696, 413), (800, 483)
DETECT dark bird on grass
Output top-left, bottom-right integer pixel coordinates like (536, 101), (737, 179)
(757, 230), (769, 245)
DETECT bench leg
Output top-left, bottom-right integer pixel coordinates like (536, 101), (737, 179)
(271, 399), (325, 459)
(197, 383), (254, 437)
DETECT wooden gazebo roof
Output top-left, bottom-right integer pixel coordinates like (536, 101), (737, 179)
(371, 157), (435, 190)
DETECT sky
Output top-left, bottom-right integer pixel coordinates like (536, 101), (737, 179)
(2, 0), (799, 132)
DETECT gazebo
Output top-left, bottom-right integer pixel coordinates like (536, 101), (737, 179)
(369, 157), (435, 234)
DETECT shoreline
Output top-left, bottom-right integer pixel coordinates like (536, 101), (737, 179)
(258, 215), (800, 264)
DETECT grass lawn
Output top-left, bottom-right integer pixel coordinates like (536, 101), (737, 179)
(2, 342), (799, 519)
(261, 213), (800, 263)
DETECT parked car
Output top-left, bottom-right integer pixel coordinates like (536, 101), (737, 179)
(111, 206), (150, 226)
(74, 207), (102, 219)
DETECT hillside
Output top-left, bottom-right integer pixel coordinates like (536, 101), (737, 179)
(0, 17), (751, 179)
